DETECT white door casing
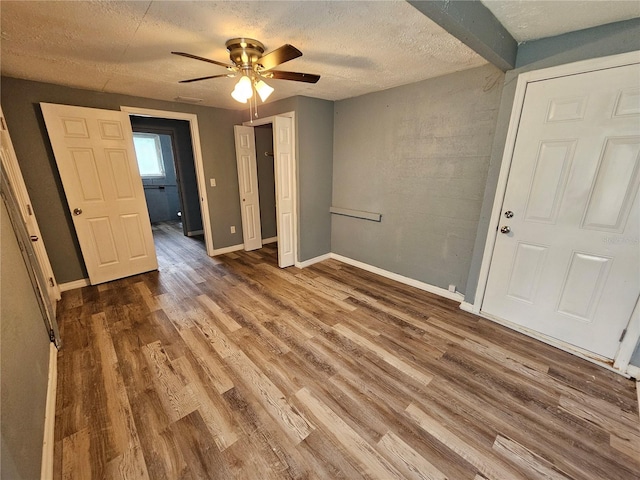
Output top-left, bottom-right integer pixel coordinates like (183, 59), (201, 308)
(273, 116), (295, 268)
(482, 62), (640, 359)
(234, 125), (263, 251)
(41, 103), (158, 285)
(0, 106), (61, 308)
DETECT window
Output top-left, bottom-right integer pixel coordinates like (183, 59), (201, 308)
(133, 133), (165, 177)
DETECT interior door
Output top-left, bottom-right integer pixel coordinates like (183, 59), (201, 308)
(41, 103), (158, 285)
(482, 63), (640, 358)
(0, 106), (60, 309)
(273, 116), (295, 268)
(234, 125), (263, 251)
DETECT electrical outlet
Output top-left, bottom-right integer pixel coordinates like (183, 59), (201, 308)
(210, 178), (216, 187)
(448, 284), (456, 293)
(230, 226), (236, 234)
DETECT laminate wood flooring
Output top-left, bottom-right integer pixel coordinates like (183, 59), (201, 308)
(53, 221), (640, 479)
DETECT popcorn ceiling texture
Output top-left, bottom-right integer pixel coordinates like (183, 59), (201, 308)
(0, 1), (486, 110)
(2, 1), (637, 108)
(481, 0), (640, 42)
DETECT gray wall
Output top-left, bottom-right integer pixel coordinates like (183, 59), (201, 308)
(332, 64), (503, 293)
(254, 125), (277, 239)
(250, 96), (334, 262)
(1, 77), (243, 283)
(1, 201), (51, 480)
(465, 19), (640, 303)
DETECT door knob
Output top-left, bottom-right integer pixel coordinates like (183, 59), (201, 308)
(504, 210), (514, 218)
(500, 226), (511, 234)
(73, 208), (83, 215)
(30, 235), (39, 242)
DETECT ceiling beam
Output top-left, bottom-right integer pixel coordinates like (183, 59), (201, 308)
(407, 0), (517, 71)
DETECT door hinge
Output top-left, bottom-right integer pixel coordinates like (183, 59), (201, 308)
(619, 328), (627, 342)
(49, 277), (55, 288)
(26, 204), (33, 215)
(49, 329), (56, 343)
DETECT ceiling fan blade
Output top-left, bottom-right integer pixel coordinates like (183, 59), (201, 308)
(179, 74), (231, 83)
(171, 51), (234, 69)
(263, 70), (320, 84)
(258, 44), (302, 71)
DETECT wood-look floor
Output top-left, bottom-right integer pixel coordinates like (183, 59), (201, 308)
(54, 221), (640, 479)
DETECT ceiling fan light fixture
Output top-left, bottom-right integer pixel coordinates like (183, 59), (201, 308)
(237, 75), (254, 96)
(255, 80), (274, 102)
(231, 88), (248, 103)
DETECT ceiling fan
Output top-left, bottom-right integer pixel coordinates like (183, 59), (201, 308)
(172, 38), (320, 105)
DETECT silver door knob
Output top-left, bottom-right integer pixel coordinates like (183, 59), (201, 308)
(500, 226), (511, 234)
(73, 208), (83, 215)
(504, 210), (514, 218)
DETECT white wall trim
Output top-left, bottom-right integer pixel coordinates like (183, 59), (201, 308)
(626, 365), (640, 380)
(469, 51), (640, 375)
(295, 253), (331, 268)
(59, 278), (90, 292)
(40, 343), (57, 480)
(186, 230), (204, 237)
(262, 236), (278, 245)
(330, 253), (465, 302)
(211, 243), (245, 256)
(459, 301), (476, 314)
(614, 296), (640, 371)
(120, 106), (215, 257)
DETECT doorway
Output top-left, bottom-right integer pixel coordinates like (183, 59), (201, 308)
(130, 116), (203, 241)
(121, 106), (214, 256)
(478, 57), (640, 362)
(234, 113), (297, 268)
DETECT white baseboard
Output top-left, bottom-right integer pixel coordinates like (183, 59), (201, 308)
(626, 364), (640, 380)
(186, 229), (204, 237)
(59, 278), (90, 292)
(211, 244), (245, 256)
(329, 253), (465, 302)
(41, 343), (57, 480)
(459, 301), (478, 313)
(262, 236), (278, 245)
(295, 253), (331, 268)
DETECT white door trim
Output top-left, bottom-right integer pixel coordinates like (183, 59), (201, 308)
(120, 106), (214, 256)
(243, 112), (298, 265)
(469, 50), (640, 373)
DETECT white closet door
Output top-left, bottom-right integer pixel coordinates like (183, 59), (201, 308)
(234, 125), (263, 251)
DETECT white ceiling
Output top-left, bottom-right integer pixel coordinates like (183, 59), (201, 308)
(1, 1), (638, 110)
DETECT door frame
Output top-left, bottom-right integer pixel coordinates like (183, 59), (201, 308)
(242, 112), (298, 266)
(468, 50), (640, 374)
(120, 106), (214, 256)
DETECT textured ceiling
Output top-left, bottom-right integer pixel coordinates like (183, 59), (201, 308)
(481, 0), (640, 42)
(1, 1), (638, 110)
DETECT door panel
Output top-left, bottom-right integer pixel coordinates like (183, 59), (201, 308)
(482, 63), (640, 358)
(234, 125), (263, 251)
(273, 116), (295, 267)
(41, 103), (157, 285)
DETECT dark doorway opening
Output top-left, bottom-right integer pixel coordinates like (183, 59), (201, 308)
(130, 116), (203, 238)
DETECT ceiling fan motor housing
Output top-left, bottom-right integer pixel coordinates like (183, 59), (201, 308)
(226, 38), (265, 68)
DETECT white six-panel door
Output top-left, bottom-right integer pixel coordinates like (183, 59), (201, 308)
(41, 103), (158, 285)
(482, 63), (640, 359)
(234, 125), (263, 251)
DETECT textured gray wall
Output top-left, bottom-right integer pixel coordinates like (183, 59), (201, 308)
(1, 201), (51, 480)
(254, 125), (277, 239)
(250, 96), (334, 262)
(465, 19), (640, 304)
(332, 64), (503, 293)
(0, 77), (242, 283)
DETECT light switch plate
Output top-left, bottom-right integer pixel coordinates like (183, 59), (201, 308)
(210, 178), (216, 187)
